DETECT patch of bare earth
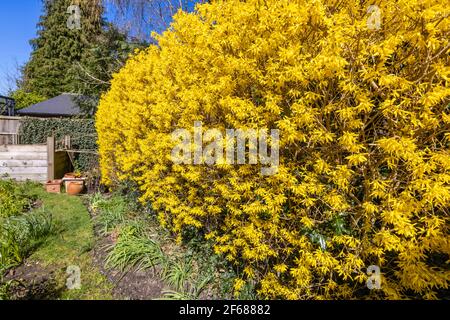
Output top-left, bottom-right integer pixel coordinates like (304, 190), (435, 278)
(87, 203), (167, 300)
(91, 233), (166, 300)
(4, 262), (62, 300)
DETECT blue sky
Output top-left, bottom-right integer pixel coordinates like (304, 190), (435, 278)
(0, 0), (43, 95)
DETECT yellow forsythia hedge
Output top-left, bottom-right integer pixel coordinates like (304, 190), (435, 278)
(97, 0), (450, 299)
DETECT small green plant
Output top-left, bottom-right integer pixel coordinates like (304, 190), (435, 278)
(160, 290), (192, 300)
(89, 192), (108, 212)
(0, 209), (54, 271)
(0, 180), (38, 218)
(161, 257), (192, 292)
(161, 272), (215, 300)
(105, 225), (165, 271)
(91, 194), (129, 235)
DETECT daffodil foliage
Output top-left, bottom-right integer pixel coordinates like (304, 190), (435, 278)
(97, 0), (450, 299)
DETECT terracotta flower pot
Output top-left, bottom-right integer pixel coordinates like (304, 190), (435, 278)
(64, 173), (77, 179)
(67, 181), (84, 196)
(45, 180), (62, 193)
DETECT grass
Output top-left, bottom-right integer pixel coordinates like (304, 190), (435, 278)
(0, 209), (54, 270)
(1, 183), (114, 300)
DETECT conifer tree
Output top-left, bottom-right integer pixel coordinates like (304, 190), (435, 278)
(23, 0), (104, 98)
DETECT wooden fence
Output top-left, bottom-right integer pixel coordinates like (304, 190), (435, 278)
(0, 116), (21, 145)
(0, 137), (71, 183)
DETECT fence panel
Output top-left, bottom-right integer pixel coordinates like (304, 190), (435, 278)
(0, 116), (21, 145)
(0, 144), (48, 182)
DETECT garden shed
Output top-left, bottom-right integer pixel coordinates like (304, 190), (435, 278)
(1, 93), (84, 145)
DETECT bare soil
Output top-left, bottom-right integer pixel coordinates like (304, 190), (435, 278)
(91, 232), (166, 300)
(88, 203), (167, 300)
(4, 262), (62, 300)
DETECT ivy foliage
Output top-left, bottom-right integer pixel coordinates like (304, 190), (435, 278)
(19, 117), (98, 172)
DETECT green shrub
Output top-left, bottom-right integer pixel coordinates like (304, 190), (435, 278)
(0, 180), (54, 274)
(0, 180), (38, 218)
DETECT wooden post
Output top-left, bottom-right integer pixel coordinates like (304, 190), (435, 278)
(63, 135), (75, 169)
(64, 135), (72, 149)
(47, 136), (55, 181)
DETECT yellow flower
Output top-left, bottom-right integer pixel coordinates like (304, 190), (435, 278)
(97, 0), (450, 299)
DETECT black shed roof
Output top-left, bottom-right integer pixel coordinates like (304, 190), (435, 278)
(17, 93), (83, 117)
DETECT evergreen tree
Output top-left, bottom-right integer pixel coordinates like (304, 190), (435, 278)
(23, 0), (104, 98)
(70, 24), (146, 114)
(20, 0), (146, 115)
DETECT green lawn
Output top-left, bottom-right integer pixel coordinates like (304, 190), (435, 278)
(23, 186), (114, 300)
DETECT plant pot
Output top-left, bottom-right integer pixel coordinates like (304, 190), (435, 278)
(45, 180), (62, 193)
(63, 176), (85, 191)
(64, 173), (77, 179)
(67, 181), (84, 196)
